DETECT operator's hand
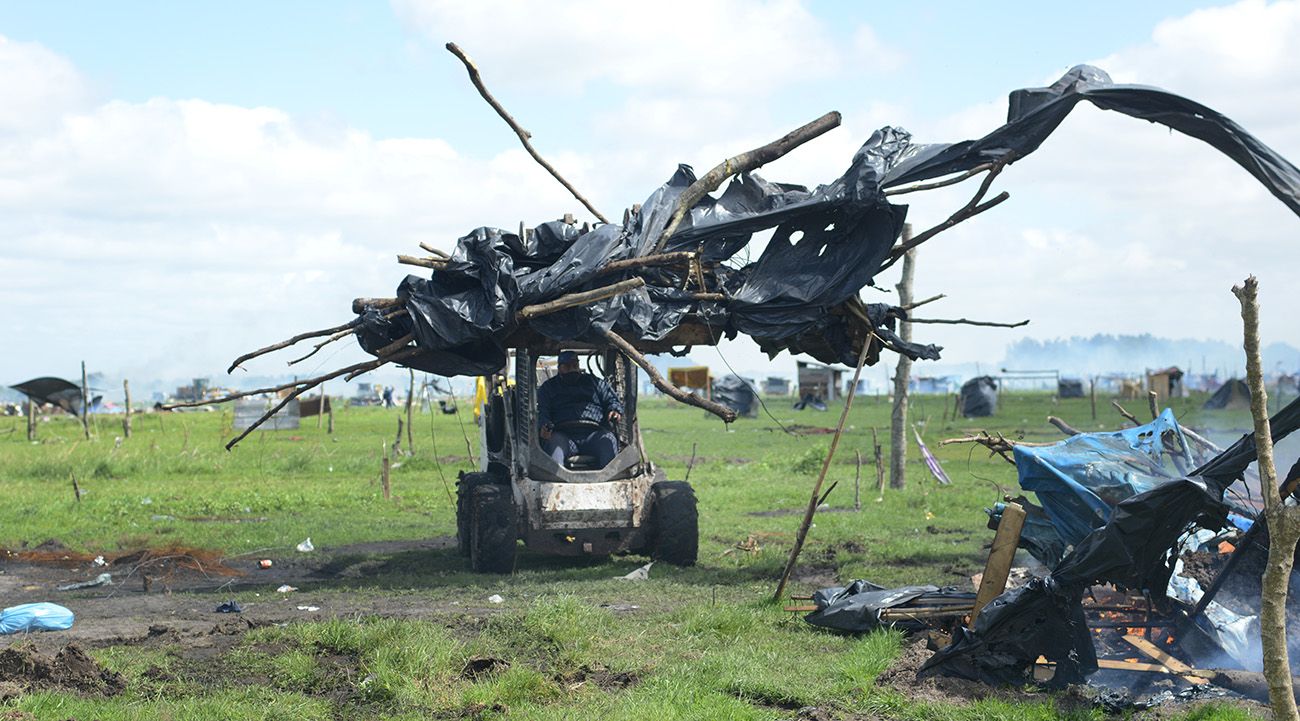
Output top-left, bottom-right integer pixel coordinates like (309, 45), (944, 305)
(608, 410), (622, 424)
(540, 423), (553, 440)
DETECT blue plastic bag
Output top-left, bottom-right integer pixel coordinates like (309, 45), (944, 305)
(0, 602), (75, 634)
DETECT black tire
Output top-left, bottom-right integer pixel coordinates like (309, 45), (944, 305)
(469, 483), (518, 573)
(456, 472), (501, 556)
(649, 481), (698, 566)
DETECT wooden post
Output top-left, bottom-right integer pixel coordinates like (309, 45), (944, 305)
(122, 379), (132, 439)
(889, 225), (916, 490)
(405, 369), (415, 453)
(971, 502), (1026, 625)
(942, 391), (951, 423)
(381, 444), (392, 501)
(1147, 390), (1160, 420)
(1233, 276), (1300, 721)
(80, 361), (90, 440)
(71, 472), (81, 503)
(853, 450), (862, 511)
(26, 398), (35, 442)
(772, 337), (873, 602)
(1089, 377), (1097, 422)
(317, 384), (325, 429)
(327, 401), (335, 434)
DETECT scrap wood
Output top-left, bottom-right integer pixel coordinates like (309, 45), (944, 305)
(1122, 635), (1207, 684)
(652, 110), (842, 253)
(906, 316), (1029, 328)
(940, 431), (1018, 465)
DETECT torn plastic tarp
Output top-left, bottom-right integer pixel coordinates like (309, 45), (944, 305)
(1013, 409), (1196, 549)
(959, 376), (997, 417)
(710, 375), (757, 418)
(922, 396), (1300, 686)
(804, 581), (976, 634)
(356, 64), (1300, 380)
(8, 377), (84, 415)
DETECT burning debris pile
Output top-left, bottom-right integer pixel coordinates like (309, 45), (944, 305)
(805, 397), (1300, 709)
(172, 61), (1300, 452)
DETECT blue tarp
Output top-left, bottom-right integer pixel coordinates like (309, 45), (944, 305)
(1013, 409), (1195, 547)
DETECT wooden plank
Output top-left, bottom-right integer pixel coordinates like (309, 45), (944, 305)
(1122, 635), (1209, 683)
(783, 605), (818, 613)
(970, 502), (1026, 625)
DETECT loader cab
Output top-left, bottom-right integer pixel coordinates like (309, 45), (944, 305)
(460, 345), (697, 573)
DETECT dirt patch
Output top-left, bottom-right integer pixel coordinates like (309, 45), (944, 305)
(460, 656), (510, 680)
(0, 643), (125, 698)
(875, 638), (1043, 707)
(557, 664), (639, 691)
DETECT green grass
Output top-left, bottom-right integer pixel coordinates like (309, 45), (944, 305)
(0, 390), (1266, 719)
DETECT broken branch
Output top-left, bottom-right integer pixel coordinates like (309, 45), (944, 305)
(1047, 416), (1081, 436)
(900, 293), (946, 312)
(1112, 400), (1141, 426)
(884, 163), (995, 196)
(517, 278), (646, 320)
(226, 318), (361, 374)
(398, 254), (448, 270)
(418, 242), (450, 259)
(352, 297), (403, 314)
(594, 251), (696, 277)
(600, 328), (736, 423)
(288, 309), (408, 367)
(652, 111), (842, 253)
(907, 316), (1028, 328)
(445, 42), (608, 223)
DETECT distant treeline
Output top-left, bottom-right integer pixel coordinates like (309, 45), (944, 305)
(1002, 333), (1300, 378)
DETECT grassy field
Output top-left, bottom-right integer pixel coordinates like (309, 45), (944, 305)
(0, 389), (1265, 720)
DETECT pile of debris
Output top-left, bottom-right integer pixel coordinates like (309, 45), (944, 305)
(167, 62), (1300, 451)
(798, 396), (1300, 709)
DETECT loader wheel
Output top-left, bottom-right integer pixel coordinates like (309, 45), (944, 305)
(649, 481), (698, 566)
(469, 483), (517, 573)
(455, 472), (501, 556)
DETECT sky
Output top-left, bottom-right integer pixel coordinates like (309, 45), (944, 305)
(2, 0), (1298, 396)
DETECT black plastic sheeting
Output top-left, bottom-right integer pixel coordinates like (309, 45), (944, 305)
(710, 375), (757, 418)
(1203, 379), (1251, 410)
(804, 581), (976, 634)
(1058, 379), (1085, 399)
(959, 376), (998, 417)
(921, 396), (1300, 686)
(8, 377), (84, 415)
(356, 65), (1300, 380)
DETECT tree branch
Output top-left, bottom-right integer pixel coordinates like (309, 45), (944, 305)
(883, 163), (995, 196)
(652, 111), (842, 253)
(600, 328), (736, 423)
(398, 254), (448, 270)
(226, 318), (361, 374)
(1047, 415), (1082, 436)
(517, 278), (646, 320)
(900, 293), (946, 312)
(446, 42), (608, 223)
(1112, 400), (1141, 426)
(907, 316), (1028, 328)
(287, 308), (408, 367)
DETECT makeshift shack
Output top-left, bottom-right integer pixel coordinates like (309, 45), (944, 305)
(761, 376), (790, 396)
(710, 375), (758, 418)
(1203, 378), (1250, 410)
(797, 362), (842, 404)
(959, 376), (998, 417)
(1146, 366), (1184, 403)
(669, 366), (711, 398)
(8, 377), (83, 415)
(1057, 378), (1085, 398)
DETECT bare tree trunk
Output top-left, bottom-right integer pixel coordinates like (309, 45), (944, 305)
(889, 226), (915, 490)
(80, 361), (90, 440)
(1233, 275), (1300, 721)
(122, 379), (132, 439)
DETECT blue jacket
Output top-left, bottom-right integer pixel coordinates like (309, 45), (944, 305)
(537, 372), (623, 429)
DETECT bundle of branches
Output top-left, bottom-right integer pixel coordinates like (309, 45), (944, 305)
(168, 54), (1300, 449)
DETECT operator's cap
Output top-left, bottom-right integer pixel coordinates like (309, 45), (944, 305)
(558, 350), (579, 364)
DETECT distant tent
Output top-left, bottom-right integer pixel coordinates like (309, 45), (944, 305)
(1204, 379), (1251, 410)
(9, 377), (83, 415)
(711, 375), (758, 418)
(1057, 379), (1085, 399)
(959, 376), (998, 417)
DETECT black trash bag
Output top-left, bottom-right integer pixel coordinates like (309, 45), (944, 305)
(1057, 379), (1085, 398)
(959, 376), (998, 417)
(805, 581), (976, 634)
(709, 375), (757, 418)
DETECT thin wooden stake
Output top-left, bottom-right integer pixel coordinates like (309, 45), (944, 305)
(381, 446), (392, 501)
(872, 427), (885, 497)
(1090, 377), (1097, 421)
(853, 450), (862, 511)
(317, 383), (325, 429)
(327, 401), (335, 434)
(26, 398), (35, 442)
(406, 369), (415, 453)
(772, 336), (873, 602)
(71, 473), (81, 503)
(685, 441), (698, 483)
(122, 379), (132, 439)
(1148, 390), (1160, 420)
(80, 361), (90, 440)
